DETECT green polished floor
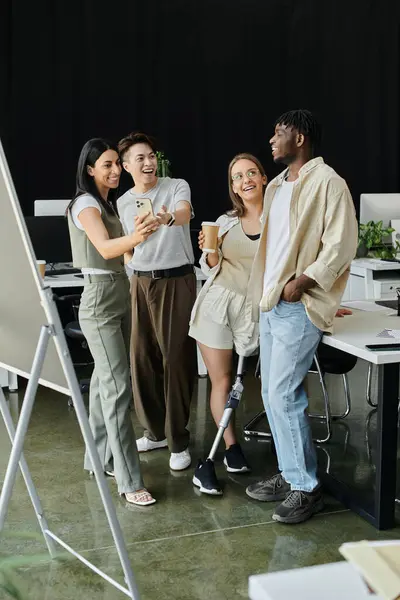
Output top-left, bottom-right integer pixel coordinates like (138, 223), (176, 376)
(1, 358), (400, 599)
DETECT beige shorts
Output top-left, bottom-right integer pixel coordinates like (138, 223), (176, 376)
(189, 284), (259, 357)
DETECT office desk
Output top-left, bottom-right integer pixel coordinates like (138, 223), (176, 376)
(44, 273), (85, 288)
(45, 267), (207, 289)
(320, 304), (400, 529)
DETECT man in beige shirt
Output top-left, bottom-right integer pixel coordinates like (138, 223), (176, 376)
(246, 110), (358, 524)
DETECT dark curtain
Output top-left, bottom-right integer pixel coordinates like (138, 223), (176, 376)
(0, 0), (399, 223)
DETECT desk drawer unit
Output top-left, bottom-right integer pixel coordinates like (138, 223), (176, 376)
(373, 278), (400, 298)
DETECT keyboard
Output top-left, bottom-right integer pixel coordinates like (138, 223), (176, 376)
(375, 300), (399, 311)
(45, 267), (80, 276)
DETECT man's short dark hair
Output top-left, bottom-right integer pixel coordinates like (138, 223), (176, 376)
(274, 109), (322, 155)
(118, 132), (157, 161)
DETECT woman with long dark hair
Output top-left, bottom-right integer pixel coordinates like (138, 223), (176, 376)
(189, 153), (267, 495)
(67, 138), (158, 506)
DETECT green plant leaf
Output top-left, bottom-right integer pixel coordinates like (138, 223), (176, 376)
(358, 220), (397, 251)
(0, 569), (24, 599)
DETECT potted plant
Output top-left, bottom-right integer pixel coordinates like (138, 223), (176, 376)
(357, 220), (398, 259)
(156, 151), (171, 178)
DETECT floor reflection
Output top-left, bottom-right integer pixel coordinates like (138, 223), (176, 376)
(1, 357), (400, 599)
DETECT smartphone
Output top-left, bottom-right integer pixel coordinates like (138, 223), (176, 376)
(135, 198), (154, 219)
(365, 343), (400, 351)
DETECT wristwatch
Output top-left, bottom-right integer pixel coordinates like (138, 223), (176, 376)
(166, 213), (176, 227)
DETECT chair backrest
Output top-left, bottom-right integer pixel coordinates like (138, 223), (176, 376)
(315, 343), (357, 375)
(256, 345), (357, 379)
(54, 293), (82, 323)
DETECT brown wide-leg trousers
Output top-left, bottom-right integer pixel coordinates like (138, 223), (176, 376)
(130, 272), (197, 453)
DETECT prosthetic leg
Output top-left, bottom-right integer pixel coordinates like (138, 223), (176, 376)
(192, 356), (246, 495)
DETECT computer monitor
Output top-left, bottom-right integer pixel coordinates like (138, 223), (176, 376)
(360, 194), (400, 227)
(34, 199), (70, 216)
(24, 216), (72, 264)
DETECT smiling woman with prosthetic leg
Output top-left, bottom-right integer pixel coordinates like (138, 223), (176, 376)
(190, 153), (266, 495)
(67, 138), (158, 506)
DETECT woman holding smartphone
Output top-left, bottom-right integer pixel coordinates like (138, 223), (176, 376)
(67, 138), (158, 506)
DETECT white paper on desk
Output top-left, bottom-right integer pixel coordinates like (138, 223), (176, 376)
(341, 301), (388, 312)
(376, 329), (400, 339)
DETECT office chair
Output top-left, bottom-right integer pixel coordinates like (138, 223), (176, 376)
(54, 294), (92, 400)
(243, 343), (357, 444)
(366, 364), (378, 407)
(307, 344), (357, 440)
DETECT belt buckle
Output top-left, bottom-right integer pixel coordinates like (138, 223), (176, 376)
(151, 270), (162, 280)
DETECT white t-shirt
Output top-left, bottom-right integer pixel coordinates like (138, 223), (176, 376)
(263, 180), (294, 295)
(117, 177), (195, 271)
(71, 194), (114, 274)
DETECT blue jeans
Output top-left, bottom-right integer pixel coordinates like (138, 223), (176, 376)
(259, 301), (323, 492)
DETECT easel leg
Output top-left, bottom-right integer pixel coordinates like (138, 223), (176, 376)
(0, 386), (56, 555)
(0, 287), (142, 598)
(61, 374), (140, 598)
(44, 287), (141, 599)
(0, 325), (51, 530)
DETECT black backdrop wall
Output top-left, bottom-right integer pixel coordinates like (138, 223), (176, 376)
(1, 0), (399, 224)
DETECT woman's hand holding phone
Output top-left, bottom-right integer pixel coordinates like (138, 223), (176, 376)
(133, 212), (159, 245)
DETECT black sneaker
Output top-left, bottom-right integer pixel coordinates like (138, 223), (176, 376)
(246, 473), (290, 501)
(192, 459), (223, 496)
(272, 488), (324, 524)
(223, 444), (251, 473)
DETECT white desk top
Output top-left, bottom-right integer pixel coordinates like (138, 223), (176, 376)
(46, 276), (399, 365)
(352, 258), (400, 271)
(45, 273), (85, 288)
(45, 266), (207, 288)
(249, 562), (376, 600)
(323, 304), (400, 364)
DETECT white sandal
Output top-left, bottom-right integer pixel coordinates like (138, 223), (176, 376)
(122, 489), (156, 506)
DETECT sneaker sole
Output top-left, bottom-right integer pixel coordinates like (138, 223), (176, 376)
(192, 476), (223, 496)
(223, 457), (251, 474)
(245, 488), (289, 502)
(169, 460), (191, 471)
(272, 497), (325, 524)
